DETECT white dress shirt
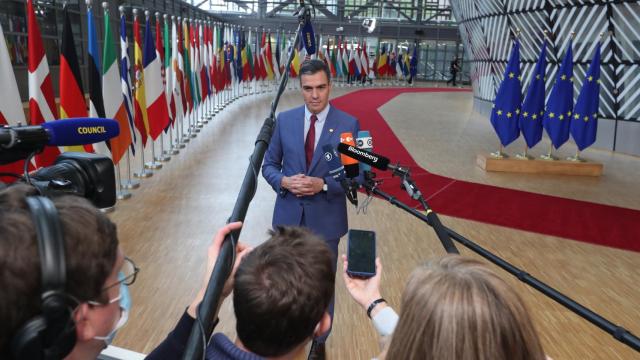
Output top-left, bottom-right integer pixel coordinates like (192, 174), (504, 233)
(304, 104), (331, 152)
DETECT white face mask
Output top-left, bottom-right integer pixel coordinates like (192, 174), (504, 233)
(91, 273), (132, 346)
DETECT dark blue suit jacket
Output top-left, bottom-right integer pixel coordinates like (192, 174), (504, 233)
(262, 104), (360, 240)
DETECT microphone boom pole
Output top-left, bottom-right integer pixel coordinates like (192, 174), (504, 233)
(365, 181), (640, 353)
(181, 7), (310, 360)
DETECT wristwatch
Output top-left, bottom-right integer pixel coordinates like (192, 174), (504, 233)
(322, 181), (328, 192)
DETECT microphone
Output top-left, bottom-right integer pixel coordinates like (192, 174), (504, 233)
(339, 132), (359, 178)
(356, 130), (372, 173)
(322, 144), (345, 183)
(337, 142), (409, 177)
(322, 144), (357, 206)
(301, 19), (316, 55)
(1, 118), (120, 148)
(0, 118), (120, 165)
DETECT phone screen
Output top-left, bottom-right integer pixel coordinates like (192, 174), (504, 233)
(347, 229), (376, 276)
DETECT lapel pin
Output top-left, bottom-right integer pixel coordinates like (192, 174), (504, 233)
(329, 128), (334, 133)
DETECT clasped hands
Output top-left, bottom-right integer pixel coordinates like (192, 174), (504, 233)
(281, 174), (324, 197)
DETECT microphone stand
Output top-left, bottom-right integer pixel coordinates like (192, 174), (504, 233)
(363, 176), (640, 353)
(384, 165), (459, 255)
(181, 4), (311, 359)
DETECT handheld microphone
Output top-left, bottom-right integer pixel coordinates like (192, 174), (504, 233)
(340, 132), (359, 178)
(0, 118), (120, 165)
(356, 130), (372, 173)
(322, 144), (345, 182)
(1, 118), (120, 148)
(322, 144), (357, 206)
(337, 142), (409, 177)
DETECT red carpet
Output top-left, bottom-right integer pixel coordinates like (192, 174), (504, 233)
(331, 88), (640, 252)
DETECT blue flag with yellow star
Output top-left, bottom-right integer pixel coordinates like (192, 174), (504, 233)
(490, 40), (521, 146)
(570, 43), (600, 151)
(519, 40), (547, 148)
(543, 40), (573, 149)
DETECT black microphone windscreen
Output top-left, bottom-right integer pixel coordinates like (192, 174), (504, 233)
(337, 143), (390, 171)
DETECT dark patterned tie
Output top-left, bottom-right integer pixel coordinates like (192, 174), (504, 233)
(305, 114), (318, 170)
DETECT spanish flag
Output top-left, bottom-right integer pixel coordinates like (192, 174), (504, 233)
(133, 11), (149, 146)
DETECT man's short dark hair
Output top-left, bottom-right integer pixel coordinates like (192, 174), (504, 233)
(0, 184), (119, 356)
(233, 226), (334, 357)
(299, 59), (331, 84)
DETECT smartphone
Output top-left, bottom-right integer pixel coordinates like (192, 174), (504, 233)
(347, 229), (376, 278)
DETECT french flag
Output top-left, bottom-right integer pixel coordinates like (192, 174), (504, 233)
(143, 16), (170, 140)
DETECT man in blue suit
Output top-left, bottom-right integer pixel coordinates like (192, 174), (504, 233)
(262, 59), (360, 359)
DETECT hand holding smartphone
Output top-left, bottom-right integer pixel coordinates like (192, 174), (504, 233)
(347, 229), (376, 278)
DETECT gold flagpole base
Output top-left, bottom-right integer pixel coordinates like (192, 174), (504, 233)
(489, 150), (508, 159)
(133, 170), (153, 178)
(539, 153), (558, 161)
(122, 180), (140, 189)
(117, 190), (132, 200)
(515, 153), (534, 160)
(144, 161), (163, 170)
(566, 155), (586, 162)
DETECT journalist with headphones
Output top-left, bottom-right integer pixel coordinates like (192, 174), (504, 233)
(0, 184), (136, 360)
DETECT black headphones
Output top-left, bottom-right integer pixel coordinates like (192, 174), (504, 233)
(10, 196), (78, 360)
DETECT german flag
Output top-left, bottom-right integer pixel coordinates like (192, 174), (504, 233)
(59, 6), (89, 152)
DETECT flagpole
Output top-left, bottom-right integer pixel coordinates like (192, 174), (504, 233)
(143, 10), (162, 170)
(168, 14), (181, 154)
(155, 12), (171, 162)
(132, 9), (153, 178)
(122, 148), (140, 188)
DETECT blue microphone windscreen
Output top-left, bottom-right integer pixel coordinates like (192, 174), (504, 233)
(43, 118), (120, 146)
(301, 21), (316, 55)
(357, 130), (372, 172)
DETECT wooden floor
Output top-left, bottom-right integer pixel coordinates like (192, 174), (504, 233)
(109, 85), (640, 359)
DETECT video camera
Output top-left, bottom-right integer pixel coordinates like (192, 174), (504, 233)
(1, 118), (119, 208)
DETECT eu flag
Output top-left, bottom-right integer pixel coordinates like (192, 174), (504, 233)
(519, 40), (546, 148)
(543, 41), (573, 149)
(490, 40), (521, 147)
(570, 43), (601, 151)
(409, 44), (418, 82)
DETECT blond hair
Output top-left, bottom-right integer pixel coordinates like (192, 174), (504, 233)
(384, 255), (545, 360)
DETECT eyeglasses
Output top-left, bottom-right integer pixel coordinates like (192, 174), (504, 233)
(88, 257), (139, 306)
(108, 257), (139, 289)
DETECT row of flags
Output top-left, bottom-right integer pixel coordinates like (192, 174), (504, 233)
(0, 2), (423, 181)
(490, 38), (601, 152)
(0, 1), (295, 174)
(314, 38), (419, 82)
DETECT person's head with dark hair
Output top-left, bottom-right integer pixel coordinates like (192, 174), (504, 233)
(299, 59), (332, 114)
(233, 226), (334, 358)
(0, 184), (130, 360)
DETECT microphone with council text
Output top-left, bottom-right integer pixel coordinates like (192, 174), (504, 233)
(0, 118), (120, 165)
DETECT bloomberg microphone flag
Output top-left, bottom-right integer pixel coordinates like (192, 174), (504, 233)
(543, 40), (573, 149)
(570, 42), (601, 151)
(489, 40), (522, 147)
(519, 40), (547, 149)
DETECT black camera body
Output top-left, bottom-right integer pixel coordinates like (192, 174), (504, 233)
(2, 152), (116, 209)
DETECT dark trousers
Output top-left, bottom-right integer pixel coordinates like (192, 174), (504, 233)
(447, 72), (458, 86)
(300, 213), (340, 344)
